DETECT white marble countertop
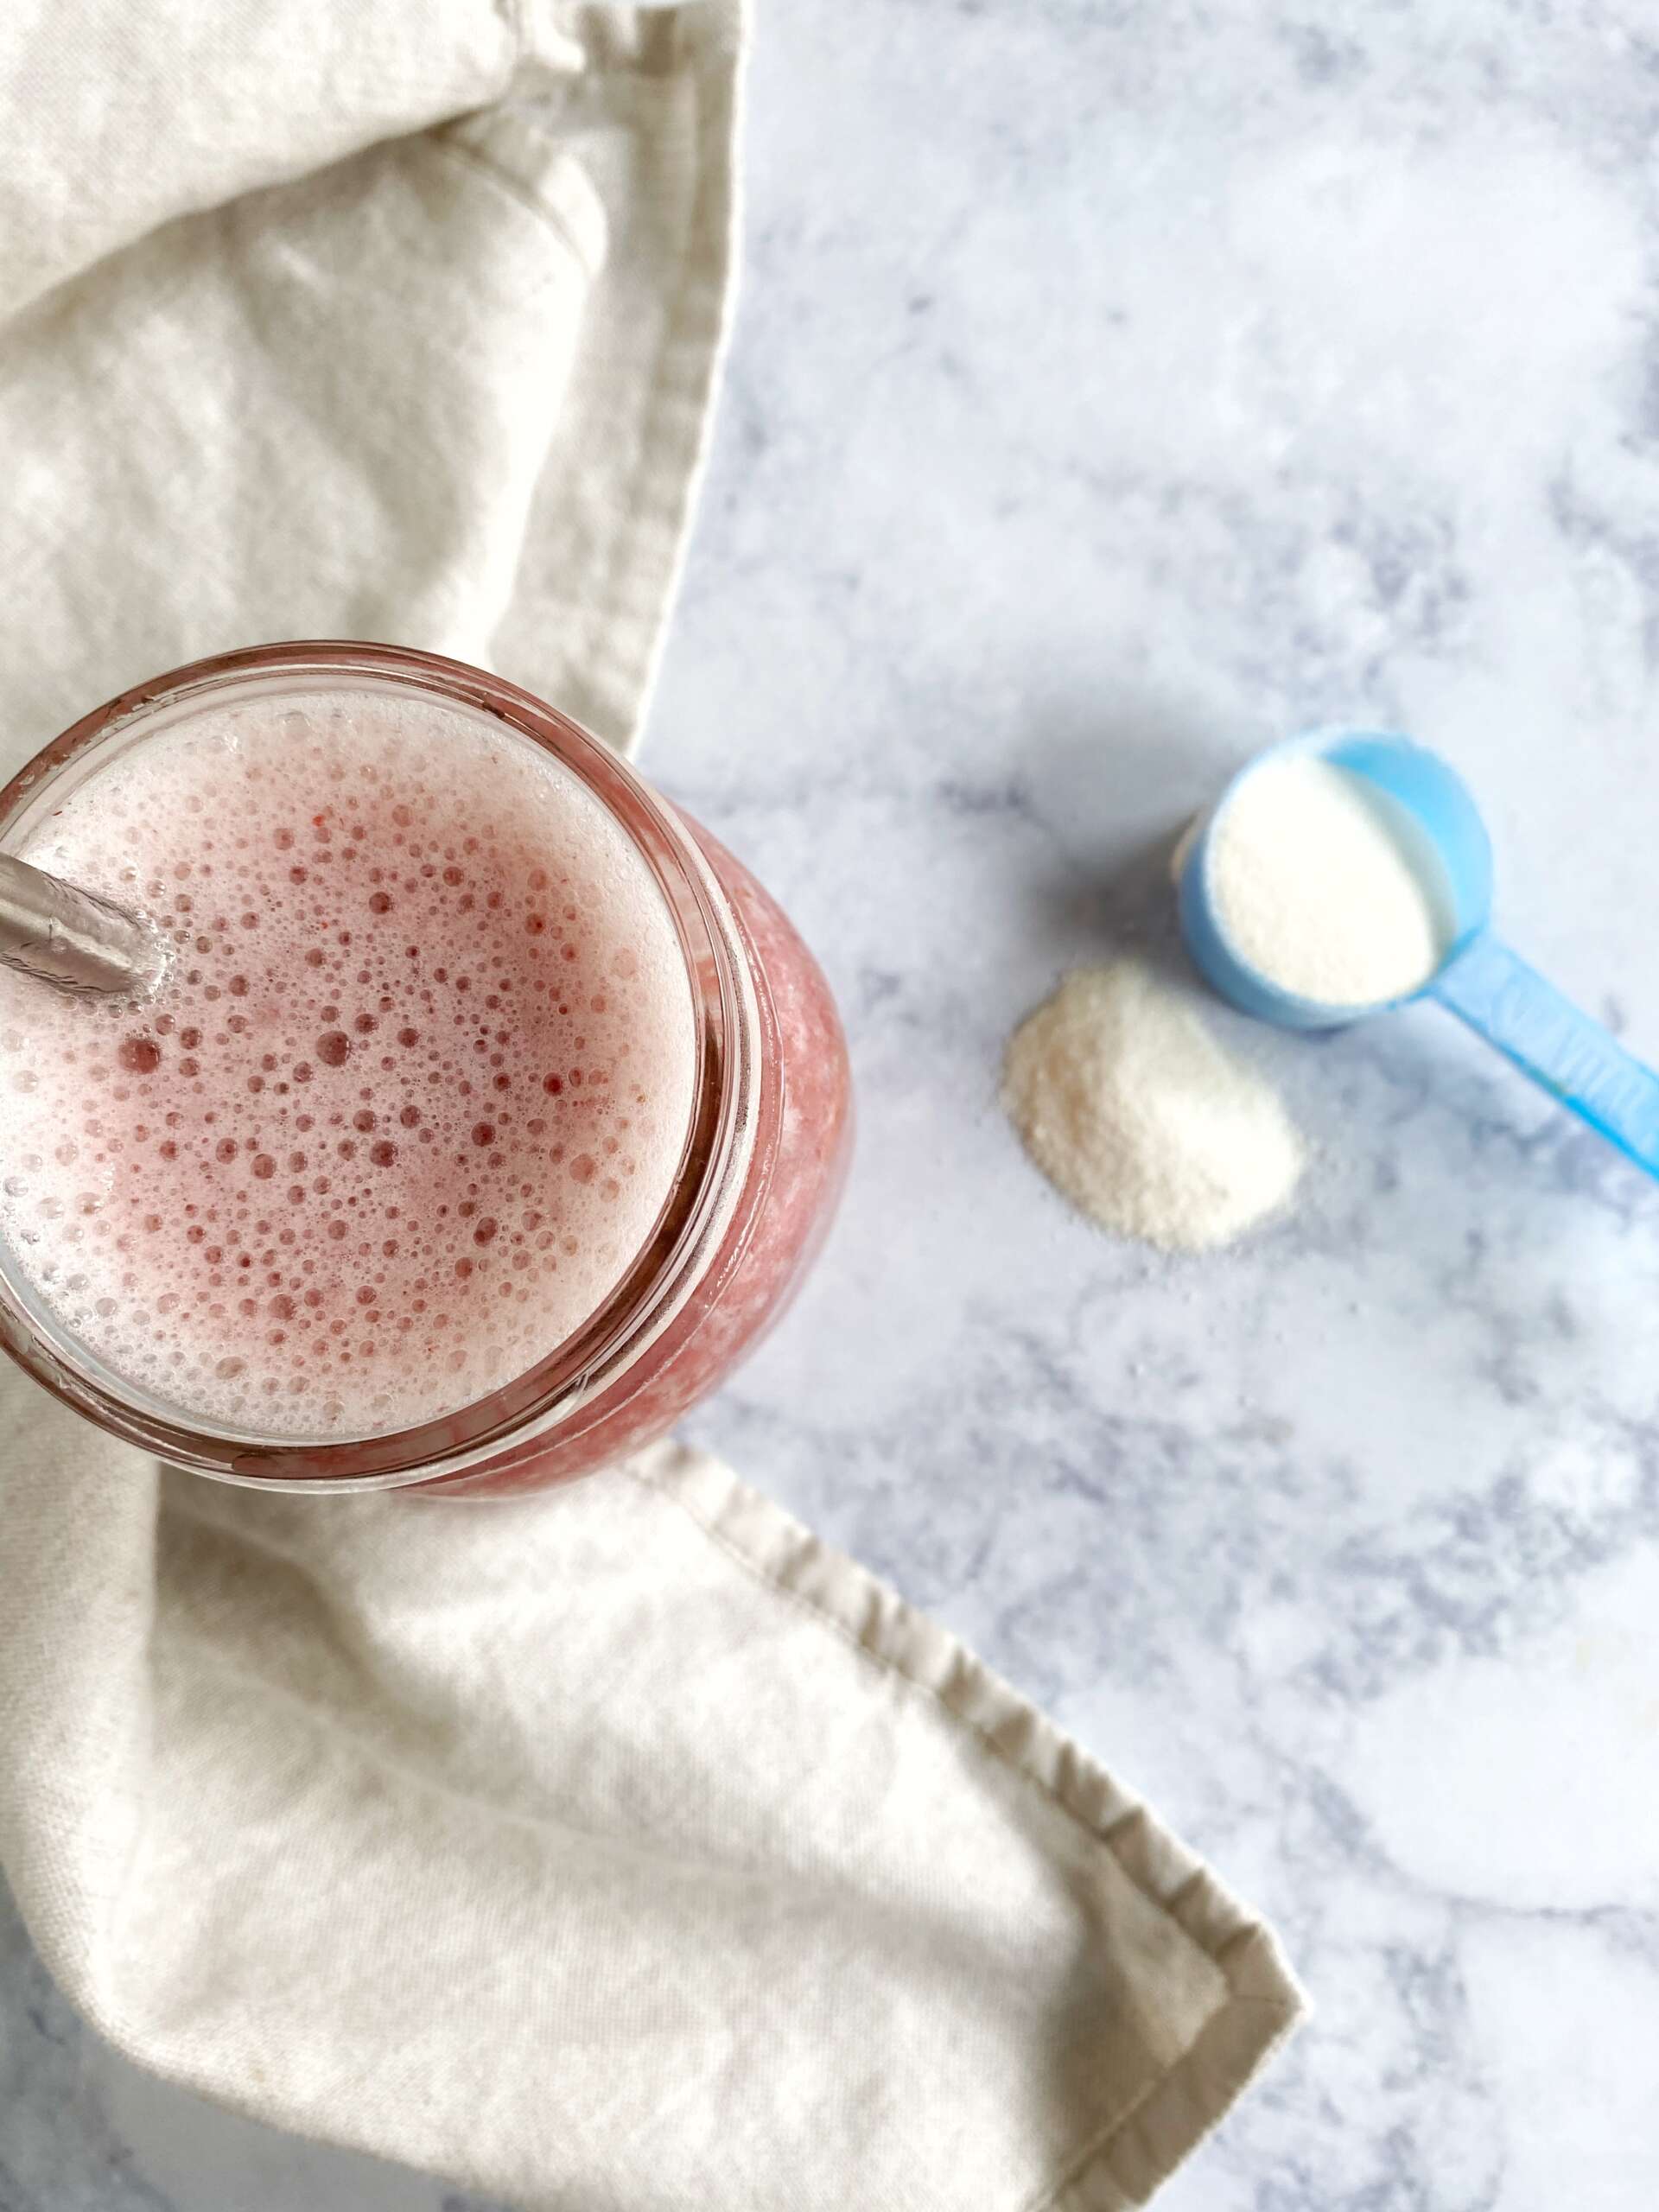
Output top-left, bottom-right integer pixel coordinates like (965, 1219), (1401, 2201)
(8, 3), (1659, 2206)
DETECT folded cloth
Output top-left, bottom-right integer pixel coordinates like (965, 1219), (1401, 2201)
(0, 5), (1306, 2207)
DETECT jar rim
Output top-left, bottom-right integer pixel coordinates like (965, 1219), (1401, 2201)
(0, 641), (757, 1487)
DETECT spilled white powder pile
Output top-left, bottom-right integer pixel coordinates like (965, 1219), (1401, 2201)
(1210, 754), (1452, 1007)
(1002, 959), (1305, 1253)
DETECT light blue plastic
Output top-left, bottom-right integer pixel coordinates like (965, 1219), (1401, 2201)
(1177, 728), (1659, 1179)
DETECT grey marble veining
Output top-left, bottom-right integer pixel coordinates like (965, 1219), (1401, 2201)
(7, 1), (1659, 2206)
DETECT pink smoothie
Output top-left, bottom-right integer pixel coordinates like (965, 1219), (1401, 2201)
(0, 690), (696, 1436)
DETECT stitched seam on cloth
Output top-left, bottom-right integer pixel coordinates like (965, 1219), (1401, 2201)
(427, 135), (593, 264)
(556, 4), (746, 750)
(1054, 1999), (1306, 2212)
(1029, 2003), (1304, 2212)
(1021, 2069), (1167, 2212)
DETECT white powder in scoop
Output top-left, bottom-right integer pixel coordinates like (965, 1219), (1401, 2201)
(1210, 754), (1451, 1007)
(1002, 959), (1305, 1253)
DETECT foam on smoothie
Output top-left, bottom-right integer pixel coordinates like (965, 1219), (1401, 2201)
(0, 689), (696, 1437)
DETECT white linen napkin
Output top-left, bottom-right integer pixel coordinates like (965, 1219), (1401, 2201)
(0, 6), (1306, 2206)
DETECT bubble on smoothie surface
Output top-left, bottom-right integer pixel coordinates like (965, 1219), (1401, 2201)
(0, 690), (696, 1436)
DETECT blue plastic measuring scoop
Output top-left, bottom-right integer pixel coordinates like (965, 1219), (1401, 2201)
(1177, 728), (1659, 1179)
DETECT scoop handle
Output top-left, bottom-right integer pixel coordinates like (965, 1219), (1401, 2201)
(1431, 931), (1659, 1178)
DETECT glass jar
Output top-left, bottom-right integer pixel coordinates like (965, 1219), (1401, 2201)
(0, 643), (851, 1493)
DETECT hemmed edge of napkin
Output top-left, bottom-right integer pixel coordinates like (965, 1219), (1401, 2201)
(630, 1444), (1308, 2211)
(496, 0), (749, 753)
(586, 0), (748, 756)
